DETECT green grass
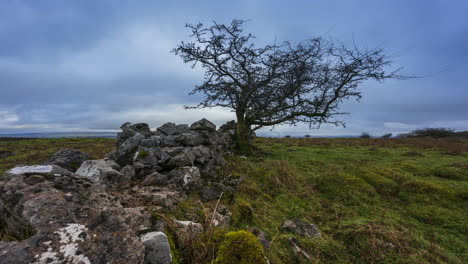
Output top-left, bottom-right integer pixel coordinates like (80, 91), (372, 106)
(0, 137), (115, 175)
(1, 137), (467, 263)
(217, 138), (468, 264)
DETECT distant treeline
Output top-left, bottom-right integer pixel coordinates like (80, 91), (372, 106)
(356, 128), (468, 139)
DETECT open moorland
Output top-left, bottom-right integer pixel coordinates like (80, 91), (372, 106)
(1, 136), (467, 263)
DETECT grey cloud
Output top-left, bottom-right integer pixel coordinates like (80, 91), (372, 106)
(0, 0), (467, 135)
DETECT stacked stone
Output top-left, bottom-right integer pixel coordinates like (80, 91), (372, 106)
(106, 118), (235, 190)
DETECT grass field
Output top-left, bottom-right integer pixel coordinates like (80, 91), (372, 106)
(0, 137), (115, 175)
(0, 137), (467, 263)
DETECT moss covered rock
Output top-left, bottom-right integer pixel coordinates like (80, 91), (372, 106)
(215, 230), (267, 264)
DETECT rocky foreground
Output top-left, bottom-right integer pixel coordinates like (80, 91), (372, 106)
(0, 119), (320, 264)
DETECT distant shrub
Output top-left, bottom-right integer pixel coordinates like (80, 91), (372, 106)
(454, 131), (468, 139)
(404, 128), (455, 138)
(359, 132), (371, 138)
(304, 134), (311, 138)
(381, 133), (392, 138)
(284, 135), (291, 138)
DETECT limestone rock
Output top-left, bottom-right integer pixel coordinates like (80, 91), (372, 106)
(131, 186), (185, 209)
(0, 118), (240, 264)
(157, 122), (184, 136)
(281, 219), (321, 238)
(163, 146), (184, 157)
(117, 122), (151, 145)
(142, 172), (168, 186)
(168, 166), (202, 190)
(5, 165), (71, 178)
(76, 159), (123, 184)
(190, 118), (216, 132)
(177, 132), (206, 147)
(0, 168), (149, 263)
(141, 232), (172, 264)
(43, 148), (92, 172)
(174, 220), (204, 245)
(154, 149), (172, 164)
(219, 120), (236, 132)
(167, 149), (195, 168)
(134, 147), (159, 168)
(109, 119), (234, 182)
(24, 175), (45, 185)
(109, 133), (145, 167)
(208, 205), (232, 228)
(141, 137), (161, 148)
(192, 145), (211, 164)
(120, 165), (136, 181)
(221, 174), (243, 189)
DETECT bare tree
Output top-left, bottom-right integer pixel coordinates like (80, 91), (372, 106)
(172, 20), (405, 153)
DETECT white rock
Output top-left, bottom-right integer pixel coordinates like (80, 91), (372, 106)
(76, 159), (121, 183)
(179, 166), (201, 186)
(32, 223), (91, 264)
(7, 165), (53, 175)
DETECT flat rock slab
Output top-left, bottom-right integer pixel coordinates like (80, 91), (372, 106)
(76, 159), (122, 184)
(7, 165), (53, 175)
(0, 169), (149, 263)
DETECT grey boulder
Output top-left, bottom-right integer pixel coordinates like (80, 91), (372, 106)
(281, 219), (321, 238)
(109, 133), (145, 166)
(167, 149), (195, 168)
(177, 132), (206, 147)
(141, 137), (161, 148)
(117, 122), (151, 145)
(76, 159), (123, 184)
(190, 118), (216, 132)
(43, 148), (91, 172)
(142, 172), (168, 186)
(157, 122), (187, 136)
(120, 165), (136, 181)
(219, 120), (236, 131)
(168, 166), (202, 190)
(141, 232), (172, 264)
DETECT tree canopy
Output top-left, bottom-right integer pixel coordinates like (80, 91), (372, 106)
(173, 20), (405, 153)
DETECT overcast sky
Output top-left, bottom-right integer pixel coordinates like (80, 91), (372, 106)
(1, 0), (467, 137)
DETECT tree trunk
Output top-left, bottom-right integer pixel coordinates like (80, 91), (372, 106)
(236, 113), (252, 155)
